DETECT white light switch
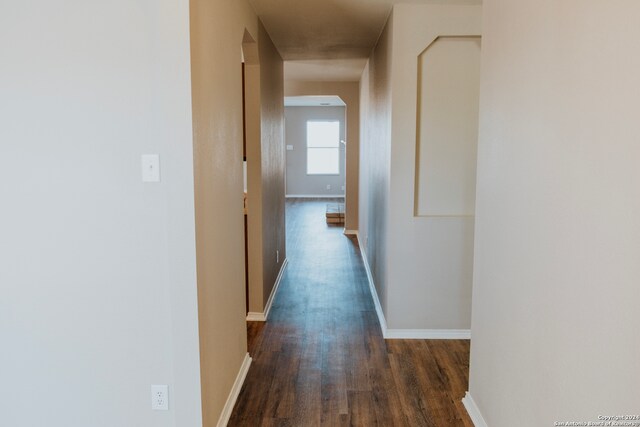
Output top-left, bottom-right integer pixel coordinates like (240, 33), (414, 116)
(141, 154), (160, 182)
(286, 145), (294, 151)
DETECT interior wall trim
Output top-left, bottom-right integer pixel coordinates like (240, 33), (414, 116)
(245, 312), (266, 322)
(357, 232), (388, 335)
(285, 194), (346, 199)
(246, 258), (288, 322)
(462, 392), (489, 427)
(385, 329), (471, 339)
(357, 232), (471, 340)
(216, 353), (252, 427)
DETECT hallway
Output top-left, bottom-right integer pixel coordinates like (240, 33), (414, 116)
(229, 199), (473, 426)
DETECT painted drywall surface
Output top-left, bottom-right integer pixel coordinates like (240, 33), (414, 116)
(245, 22), (286, 315)
(189, 0), (259, 424)
(0, 1), (201, 426)
(257, 21), (287, 312)
(245, 33), (265, 313)
(284, 81), (360, 231)
(468, 1), (640, 424)
(285, 106), (347, 196)
(416, 36), (481, 217)
(385, 4), (482, 329)
(358, 13), (393, 314)
(358, 63), (372, 270)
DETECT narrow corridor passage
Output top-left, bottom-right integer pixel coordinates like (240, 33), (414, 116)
(228, 199), (473, 426)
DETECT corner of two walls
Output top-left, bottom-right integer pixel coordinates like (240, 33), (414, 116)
(359, 4), (482, 333)
(189, 0), (285, 424)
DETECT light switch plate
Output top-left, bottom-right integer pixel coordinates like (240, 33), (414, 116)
(142, 154), (160, 182)
(286, 145), (294, 151)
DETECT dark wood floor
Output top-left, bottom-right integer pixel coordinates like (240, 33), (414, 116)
(229, 198), (473, 427)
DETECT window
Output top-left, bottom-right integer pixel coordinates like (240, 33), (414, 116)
(306, 121), (340, 175)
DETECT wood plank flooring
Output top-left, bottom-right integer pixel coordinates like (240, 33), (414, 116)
(229, 198), (473, 426)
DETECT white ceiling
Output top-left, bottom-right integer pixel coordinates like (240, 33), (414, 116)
(284, 96), (346, 107)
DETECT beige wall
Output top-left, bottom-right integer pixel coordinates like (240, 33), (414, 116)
(245, 21), (286, 315)
(284, 106), (347, 196)
(245, 30), (264, 316)
(1, 0), (201, 426)
(257, 21), (287, 312)
(416, 36), (481, 217)
(360, 4), (481, 331)
(189, 0), (259, 424)
(285, 81), (360, 232)
(468, 1), (640, 424)
(359, 13), (393, 315)
(387, 4), (481, 330)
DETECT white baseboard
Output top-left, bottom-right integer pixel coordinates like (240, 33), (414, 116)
(357, 234), (471, 340)
(462, 392), (488, 427)
(245, 312), (266, 321)
(385, 329), (471, 339)
(216, 352), (252, 427)
(343, 229), (358, 235)
(263, 258), (288, 320)
(246, 258), (288, 322)
(357, 233), (388, 335)
(285, 194), (345, 199)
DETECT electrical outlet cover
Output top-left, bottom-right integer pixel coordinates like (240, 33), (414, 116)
(151, 385), (169, 411)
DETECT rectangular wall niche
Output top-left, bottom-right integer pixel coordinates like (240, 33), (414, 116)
(414, 36), (481, 216)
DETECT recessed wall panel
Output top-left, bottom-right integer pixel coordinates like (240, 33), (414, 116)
(415, 36), (481, 216)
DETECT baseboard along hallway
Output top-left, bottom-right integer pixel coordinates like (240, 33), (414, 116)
(228, 198), (473, 426)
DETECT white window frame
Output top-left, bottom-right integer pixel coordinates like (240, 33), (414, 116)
(306, 120), (340, 176)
